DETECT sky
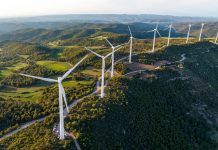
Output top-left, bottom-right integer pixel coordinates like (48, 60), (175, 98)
(0, 0), (217, 18)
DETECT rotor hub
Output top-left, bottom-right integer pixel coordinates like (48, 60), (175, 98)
(58, 77), (62, 83)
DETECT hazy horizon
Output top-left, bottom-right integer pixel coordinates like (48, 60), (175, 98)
(0, 0), (218, 18)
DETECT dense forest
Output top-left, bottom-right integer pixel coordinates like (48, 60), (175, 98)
(1, 74), (217, 149)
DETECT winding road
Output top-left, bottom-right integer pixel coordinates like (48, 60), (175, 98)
(0, 117), (46, 141)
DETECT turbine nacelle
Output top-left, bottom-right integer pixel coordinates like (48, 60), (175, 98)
(58, 77), (62, 83)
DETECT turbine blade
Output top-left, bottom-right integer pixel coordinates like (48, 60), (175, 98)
(163, 27), (169, 31)
(105, 39), (114, 47)
(61, 55), (88, 80)
(171, 26), (177, 32)
(147, 30), (155, 33)
(84, 47), (103, 58)
(60, 83), (69, 113)
(19, 73), (57, 82)
(156, 30), (162, 37)
(156, 24), (159, 29)
(104, 52), (113, 59)
(114, 46), (124, 52)
(128, 25), (133, 37)
(114, 43), (127, 49)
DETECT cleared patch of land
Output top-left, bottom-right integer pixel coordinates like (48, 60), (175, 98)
(0, 63), (28, 78)
(36, 61), (71, 72)
(82, 67), (101, 77)
(0, 85), (44, 102)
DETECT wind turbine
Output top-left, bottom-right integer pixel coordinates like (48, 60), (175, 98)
(148, 24), (162, 52)
(215, 32), (218, 44)
(167, 24), (173, 46)
(128, 25), (133, 63)
(85, 47), (113, 98)
(186, 24), (192, 44)
(19, 55), (88, 140)
(105, 39), (125, 78)
(199, 23), (204, 41)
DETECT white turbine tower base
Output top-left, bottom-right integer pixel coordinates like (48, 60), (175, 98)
(85, 47), (113, 98)
(186, 24), (192, 44)
(199, 23), (204, 41)
(19, 55), (88, 140)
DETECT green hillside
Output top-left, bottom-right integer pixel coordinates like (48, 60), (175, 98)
(1, 41), (218, 149)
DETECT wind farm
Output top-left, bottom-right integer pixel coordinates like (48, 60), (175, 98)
(1, 2), (218, 149)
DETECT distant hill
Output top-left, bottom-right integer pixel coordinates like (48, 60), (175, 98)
(0, 14), (218, 34)
(0, 22), (217, 43)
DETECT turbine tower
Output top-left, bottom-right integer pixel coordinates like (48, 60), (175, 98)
(199, 23), (204, 41)
(128, 25), (133, 63)
(167, 24), (172, 46)
(186, 24), (192, 44)
(85, 47), (113, 98)
(148, 24), (162, 53)
(105, 39), (125, 78)
(19, 55), (88, 140)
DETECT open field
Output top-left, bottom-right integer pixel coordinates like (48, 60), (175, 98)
(62, 80), (95, 87)
(18, 55), (30, 59)
(82, 67), (102, 77)
(36, 61), (71, 72)
(0, 85), (44, 102)
(0, 63), (28, 78)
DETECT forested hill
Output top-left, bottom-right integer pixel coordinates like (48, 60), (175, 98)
(1, 42), (218, 149)
(0, 22), (218, 44)
(0, 23), (156, 43)
(1, 75), (217, 149)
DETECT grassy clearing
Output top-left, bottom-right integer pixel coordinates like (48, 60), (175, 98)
(0, 63), (28, 78)
(0, 70), (13, 78)
(36, 61), (71, 72)
(82, 68), (101, 77)
(62, 80), (94, 87)
(19, 55), (30, 59)
(90, 36), (107, 40)
(0, 85), (44, 102)
(7, 63), (28, 71)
